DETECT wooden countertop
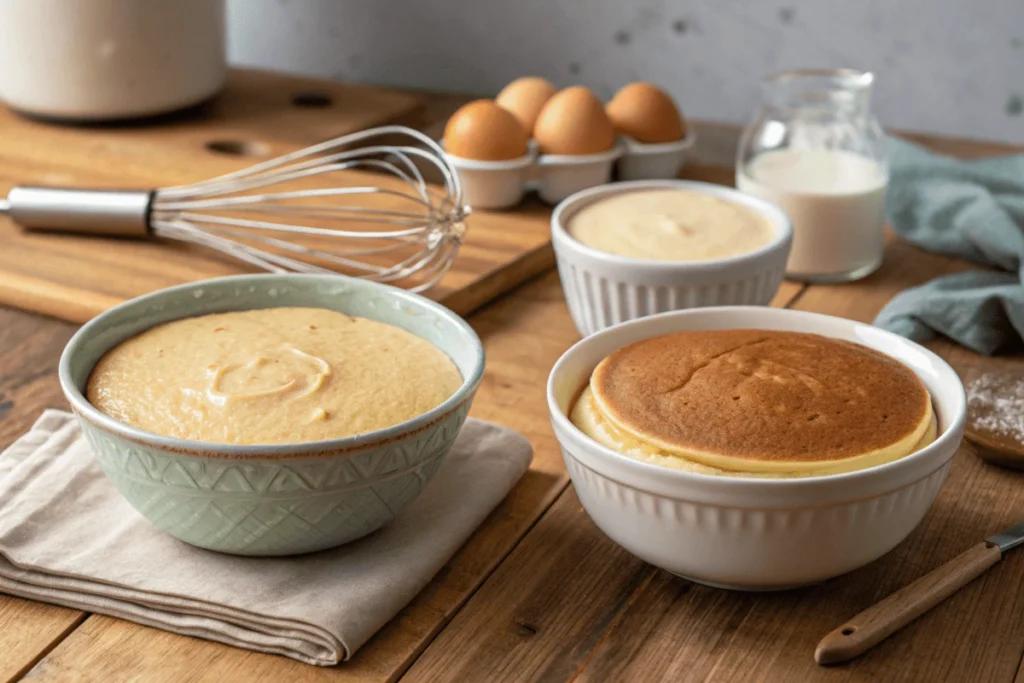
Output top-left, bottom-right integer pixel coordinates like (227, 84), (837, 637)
(3, 90), (1024, 683)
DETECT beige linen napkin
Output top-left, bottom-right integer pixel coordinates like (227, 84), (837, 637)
(0, 410), (532, 666)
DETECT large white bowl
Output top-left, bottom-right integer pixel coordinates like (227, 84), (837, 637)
(551, 180), (793, 337)
(546, 307), (966, 590)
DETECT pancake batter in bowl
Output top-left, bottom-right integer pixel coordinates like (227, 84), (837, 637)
(567, 188), (775, 261)
(87, 307), (463, 445)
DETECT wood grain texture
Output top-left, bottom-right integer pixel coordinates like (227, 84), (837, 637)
(0, 308), (84, 683)
(816, 542), (1003, 665)
(4, 110), (1024, 683)
(401, 488), (656, 683)
(0, 598), (84, 683)
(571, 448), (1024, 683)
(564, 238), (1024, 682)
(401, 282), (806, 683)
(0, 69), (553, 323)
(0, 82), (554, 683)
(13, 272), (579, 683)
(406, 227), (1024, 682)
(573, 229), (1024, 683)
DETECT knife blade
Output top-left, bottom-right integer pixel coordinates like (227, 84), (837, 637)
(984, 518), (1024, 552)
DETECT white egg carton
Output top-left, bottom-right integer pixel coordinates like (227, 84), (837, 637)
(444, 132), (697, 210)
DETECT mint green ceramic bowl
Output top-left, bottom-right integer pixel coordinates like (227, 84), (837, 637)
(58, 274), (485, 556)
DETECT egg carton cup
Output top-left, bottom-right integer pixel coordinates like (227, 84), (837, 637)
(551, 180), (793, 337)
(534, 143), (624, 204)
(445, 132), (697, 210)
(443, 147), (536, 210)
(617, 131), (697, 181)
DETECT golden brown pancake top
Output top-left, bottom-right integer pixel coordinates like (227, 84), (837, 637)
(591, 330), (930, 463)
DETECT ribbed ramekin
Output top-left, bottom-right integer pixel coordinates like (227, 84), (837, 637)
(547, 306), (966, 590)
(551, 180), (793, 337)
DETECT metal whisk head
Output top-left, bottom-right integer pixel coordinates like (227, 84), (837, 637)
(2, 125), (468, 293)
(153, 126), (467, 292)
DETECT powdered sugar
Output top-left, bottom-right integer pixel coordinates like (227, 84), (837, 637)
(967, 372), (1024, 446)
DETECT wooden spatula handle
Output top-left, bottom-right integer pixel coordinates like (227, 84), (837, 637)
(815, 542), (1002, 666)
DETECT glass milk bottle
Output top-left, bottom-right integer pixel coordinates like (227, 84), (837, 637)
(736, 69), (887, 282)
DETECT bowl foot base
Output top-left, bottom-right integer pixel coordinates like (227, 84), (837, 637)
(667, 571), (820, 592)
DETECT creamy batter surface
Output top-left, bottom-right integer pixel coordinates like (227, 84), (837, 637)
(87, 307), (463, 445)
(568, 188), (775, 261)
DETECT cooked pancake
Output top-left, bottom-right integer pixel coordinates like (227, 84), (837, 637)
(572, 385), (937, 477)
(580, 330), (935, 476)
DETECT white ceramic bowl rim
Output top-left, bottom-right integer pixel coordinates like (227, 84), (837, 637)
(622, 131), (697, 153)
(547, 306), (967, 498)
(538, 140), (626, 165)
(58, 273), (486, 458)
(551, 179), (794, 273)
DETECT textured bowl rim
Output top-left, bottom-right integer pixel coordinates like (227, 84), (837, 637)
(59, 273), (485, 459)
(550, 179), (794, 271)
(546, 306), (967, 498)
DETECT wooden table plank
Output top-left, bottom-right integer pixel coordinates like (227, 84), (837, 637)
(574, 253), (1024, 681)
(3, 109), (1021, 683)
(566, 350), (1024, 682)
(0, 599), (84, 683)
(402, 487), (656, 683)
(785, 229), (975, 324)
(401, 282), (806, 682)
(0, 71), (556, 326)
(403, 224), (1024, 681)
(0, 86), (551, 681)
(8, 275), (802, 682)
(12, 271), (576, 682)
(0, 309), (84, 683)
(572, 447), (1024, 683)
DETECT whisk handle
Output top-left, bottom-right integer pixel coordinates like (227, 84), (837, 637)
(3, 187), (152, 237)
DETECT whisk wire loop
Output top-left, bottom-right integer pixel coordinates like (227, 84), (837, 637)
(150, 126), (467, 292)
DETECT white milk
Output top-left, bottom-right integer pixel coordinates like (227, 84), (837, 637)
(737, 148), (887, 281)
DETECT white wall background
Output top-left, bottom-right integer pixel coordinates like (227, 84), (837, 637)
(227, 0), (1024, 144)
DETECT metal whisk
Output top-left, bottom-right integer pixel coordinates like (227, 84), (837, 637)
(0, 126), (468, 292)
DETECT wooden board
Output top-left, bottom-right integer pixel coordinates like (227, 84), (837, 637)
(0, 269), (579, 683)
(399, 237), (1024, 683)
(0, 126), (795, 683)
(5, 116), (1023, 682)
(0, 68), (555, 323)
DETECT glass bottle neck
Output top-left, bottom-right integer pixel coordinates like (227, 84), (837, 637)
(762, 69), (874, 117)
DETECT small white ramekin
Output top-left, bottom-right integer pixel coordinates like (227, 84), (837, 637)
(552, 180), (793, 337)
(547, 306), (966, 590)
(536, 143), (625, 204)
(616, 132), (697, 181)
(445, 148), (536, 210)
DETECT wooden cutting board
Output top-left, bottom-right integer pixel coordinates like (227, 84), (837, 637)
(0, 69), (554, 323)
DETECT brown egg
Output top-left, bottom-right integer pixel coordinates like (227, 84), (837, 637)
(496, 76), (557, 133)
(533, 86), (616, 155)
(443, 100), (529, 161)
(606, 82), (686, 143)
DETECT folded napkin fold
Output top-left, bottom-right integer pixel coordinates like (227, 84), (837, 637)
(0, 410), (532, 666)
(874, 136), (1024, 355)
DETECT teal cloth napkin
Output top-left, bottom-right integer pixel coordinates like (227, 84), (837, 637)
(873, 136), (1024, 355)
